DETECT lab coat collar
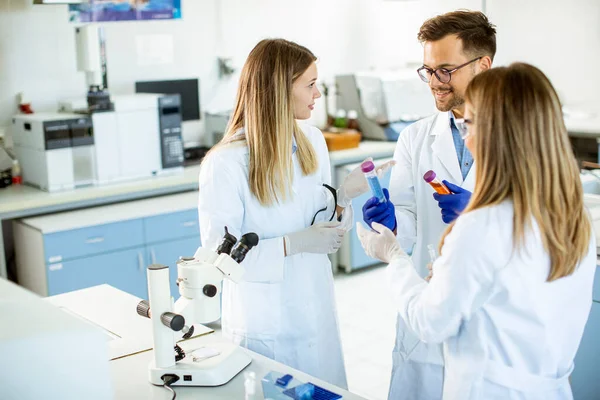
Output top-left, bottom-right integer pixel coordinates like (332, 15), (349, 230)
(431, 112), (463, 183)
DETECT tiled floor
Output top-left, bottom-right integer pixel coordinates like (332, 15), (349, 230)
(334, 265), (397, 400)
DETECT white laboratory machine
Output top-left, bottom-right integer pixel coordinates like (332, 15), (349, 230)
(11, 113), (96, 192)
(60, 24), (184, 183)
(60, 93), (184, 184)
(336, 70), (436, 141)
(136, 228), (258, 386)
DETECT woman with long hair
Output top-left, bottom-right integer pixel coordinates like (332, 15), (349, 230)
(357, 63), (596, 399)
(199, 38), (392, 386)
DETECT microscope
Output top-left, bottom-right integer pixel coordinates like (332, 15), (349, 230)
(136, 228), (259, 386)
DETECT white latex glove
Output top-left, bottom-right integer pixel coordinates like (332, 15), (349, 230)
(337, 157), (396, 207)
(285, 221), (345, 256)
(356, 222), (407, 263)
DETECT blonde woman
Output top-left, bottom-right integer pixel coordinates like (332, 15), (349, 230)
(199, 39), (392, 387)
(357, 63), (596, 399)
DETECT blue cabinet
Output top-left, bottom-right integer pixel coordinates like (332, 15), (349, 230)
(44, 219), (145, 263)
(147, 237), (200, 299)
(14, 192), (200, 298)
(571, 300), (600, 399)
(48, 247), (148, 298)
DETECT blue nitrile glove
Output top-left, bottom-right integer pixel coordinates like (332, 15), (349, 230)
(362, 188), (397, 231)
(432, 180), (472, 224)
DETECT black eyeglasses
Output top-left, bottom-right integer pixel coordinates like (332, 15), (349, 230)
(417, 57), (482, 84)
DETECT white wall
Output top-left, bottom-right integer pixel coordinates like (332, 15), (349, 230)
(488, 0), (600, 109)
(0, 0), (598, 145)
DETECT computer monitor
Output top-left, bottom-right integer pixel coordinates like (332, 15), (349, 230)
(135, 78), (200, 121)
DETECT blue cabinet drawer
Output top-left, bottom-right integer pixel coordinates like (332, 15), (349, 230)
(144, 209), (200, 244)
(43, 219), (145, 263)
(571, 301), (600, 399)
(46, 246), (148, 298)
(594, 265), (600, 302)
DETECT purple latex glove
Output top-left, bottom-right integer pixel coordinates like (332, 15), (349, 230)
(432, 180), (472, 224)
(362, 188), (397, 231)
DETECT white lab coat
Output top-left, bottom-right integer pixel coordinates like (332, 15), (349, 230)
(388, 111), (476, 399)
(386, 200), (596, 400)
(197, 124), (347, 388)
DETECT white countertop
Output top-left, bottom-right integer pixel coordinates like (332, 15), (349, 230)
(46, 285), (365, 400)
(110, 332), (365, 400)
(20, 191), (199, 233)
(0, 166), (201, 218)
(329, 140), (397, 165)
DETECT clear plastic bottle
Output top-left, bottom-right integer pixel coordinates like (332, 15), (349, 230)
(11, 159), (22, 185)
(361, 160), (386, 203)
(347, 110), (359, 131)
(244, 371), (257, 400)
(427, 244), (437, 263)
(423, 170), (450, 194)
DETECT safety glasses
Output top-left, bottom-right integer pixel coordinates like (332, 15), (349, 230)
(454, 118), (473, 140)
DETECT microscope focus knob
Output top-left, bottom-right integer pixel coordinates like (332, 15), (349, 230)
(203, 284), (218, 298)
(161, 312), (185, 332)
(136, 300), (151, 318)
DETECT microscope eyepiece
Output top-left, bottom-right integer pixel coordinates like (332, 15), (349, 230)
(230, 233), (259, 263)
(217, 226), (238, 255)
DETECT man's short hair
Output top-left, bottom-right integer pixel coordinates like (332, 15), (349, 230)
(418, 10), (497, 60)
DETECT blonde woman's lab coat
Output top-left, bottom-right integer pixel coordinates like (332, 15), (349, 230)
(386, 200), (596, 400)
(197, 124), (347, 388)
(388, 112), (476, 399)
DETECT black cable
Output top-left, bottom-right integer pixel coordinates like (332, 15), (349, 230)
(161, 374), (179, 400)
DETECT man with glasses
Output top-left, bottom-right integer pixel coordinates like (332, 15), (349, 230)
(362, 10), (496, 400)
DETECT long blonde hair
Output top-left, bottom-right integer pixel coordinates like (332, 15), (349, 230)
(441, 63), (591, 281)
(208, 39), (318, 206)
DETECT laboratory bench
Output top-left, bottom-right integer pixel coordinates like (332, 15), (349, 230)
(110, 332), (365, 400)
(45, 284), (366, 400)
(0, 165), (202, 280)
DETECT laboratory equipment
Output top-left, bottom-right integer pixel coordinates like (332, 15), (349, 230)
(336, 70), (435, 141)
(11, 159), (21, 185)
(361, 160), (386, 203)
(276, 374), (294, 387)
(423, 170), (451, 194)
(283, 382), (343, 400)
(136, 79), (201, 121)
(136, 79), (202, 148)
(75, 25), (112, 112)
(59, 93), (184, 184)
(204, 111), (231, 145)
(11, 113), (96, 192)
(428, 244), (437, 263)
(261, 372), (342, 400)
(61, 25), (184, 183)
(136, 229), (259, 387)
(426, 244), (437, 282)
(244, 371), (258, 400)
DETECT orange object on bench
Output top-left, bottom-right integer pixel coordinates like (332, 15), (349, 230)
(322, 129), (361, 151)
